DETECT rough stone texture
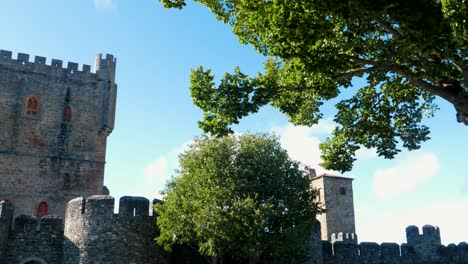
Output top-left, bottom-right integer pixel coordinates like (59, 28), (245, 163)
(63, 195), (169, 264)
(406, 225), (441, 259)
(311, 174), (356, 241)
(0, 50), (116, 218)
(314, 225), (468, 264)
(4, 215), (63, 264)
(0, 200), (14, 260)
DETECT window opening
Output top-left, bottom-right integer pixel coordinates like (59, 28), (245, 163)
(339, 187), (346, 195)
(36, 201), (48, 218)
(64, 106), (72, 122)
(24, 94), (40, 116)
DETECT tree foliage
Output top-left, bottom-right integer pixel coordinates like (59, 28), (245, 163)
(155, 134), (322, 264)
(158, 0), (467, 172)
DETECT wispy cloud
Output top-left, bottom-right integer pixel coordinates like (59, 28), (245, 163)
(143, 141), (191, 198)
(372, 151), (439, 200)
(93, 0), (116, 10)
(355, 147), (378, 160)
(272, 119), (377, 175)
(272, 120), (339, 175)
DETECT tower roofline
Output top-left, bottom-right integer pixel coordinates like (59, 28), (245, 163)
(310, 173), (354, 181)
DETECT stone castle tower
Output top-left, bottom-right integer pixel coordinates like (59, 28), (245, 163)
(0, 50), (117, 218)
(0, 49), (465, 264)
(309, 169), (357, 242)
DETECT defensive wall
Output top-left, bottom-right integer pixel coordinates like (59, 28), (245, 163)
(1, 196), (467, 264)
(0, 49), (466, 264)
(322, 227), (468, 264)
(0, 196), (169, 264)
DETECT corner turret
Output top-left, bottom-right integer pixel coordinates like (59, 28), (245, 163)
(405, 225), (441, 258)
(95, 53), (116, 83)
(94, 53), (117, 134)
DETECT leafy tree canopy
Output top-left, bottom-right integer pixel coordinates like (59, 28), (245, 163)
(155, 134), (322, 264)
(158, 0), (467, 172)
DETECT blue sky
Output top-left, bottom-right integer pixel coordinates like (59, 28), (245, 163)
(2, 0), (467, 245)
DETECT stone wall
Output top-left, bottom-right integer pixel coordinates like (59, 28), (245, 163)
(63, 195), (169, 264)
(321, 240), (468, 264)
(4, 215), (63, 264)
(1, 196), (467, 264)
(0, 50), (117, 218)
(320, 225), (468, 264)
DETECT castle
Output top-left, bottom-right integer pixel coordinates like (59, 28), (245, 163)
(0, 50), (466, 264)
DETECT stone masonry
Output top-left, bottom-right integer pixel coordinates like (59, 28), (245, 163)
(0, 50), (117, 218)
(0, 50), (466, 264)
(310, 171), (357, 242)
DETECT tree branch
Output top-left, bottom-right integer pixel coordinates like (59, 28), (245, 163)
(335, 67), (377, 78)
(449, 57), (468, 82)
(373, 16), (403, 38)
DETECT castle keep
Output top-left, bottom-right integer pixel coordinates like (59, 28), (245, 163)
(0, 50), (117, 217)
(0, 50), (466, 264)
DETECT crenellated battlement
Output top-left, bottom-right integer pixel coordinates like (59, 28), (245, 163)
(0, 49), (115, 82)
(13, 214), (63, 233)
(321, 239), (468, 263)
(63, 195), (167, 263)
(66, 195), (153, 219)
(331, 232), (358, 244)
(119, 196), (150, 217)
(95, 53), (117, 83)
(406, 224), (441, 243)
(406, 224), (441, 258)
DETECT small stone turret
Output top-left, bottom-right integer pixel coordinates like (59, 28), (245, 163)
(95, 53), (117, 83)
(95, 53), (117, 134)
(63, 195), (168, 264)
(406, 225), (441, 258)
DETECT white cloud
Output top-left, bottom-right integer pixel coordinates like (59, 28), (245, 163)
(93, 0), (116, 10)
(272, 119), (380, 175)
(143, 141), (191, 198)
(272, 122), (337, 175)
(356, 200), (468, 245)
(355, 147), (378, 160)
(307, 118), (336, 135)
(144, 156), (169, 185)
(372, 151), (439, 200)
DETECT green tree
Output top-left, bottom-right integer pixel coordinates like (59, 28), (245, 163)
(158, 0), (467, 172)
(155, 134), (322, 264)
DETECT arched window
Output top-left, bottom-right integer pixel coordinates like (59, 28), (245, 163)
(317, 188), (322, 202)
(36, 201), (48, 218)
(24, 93), (41, 116)
(63, 106), (72, 122)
